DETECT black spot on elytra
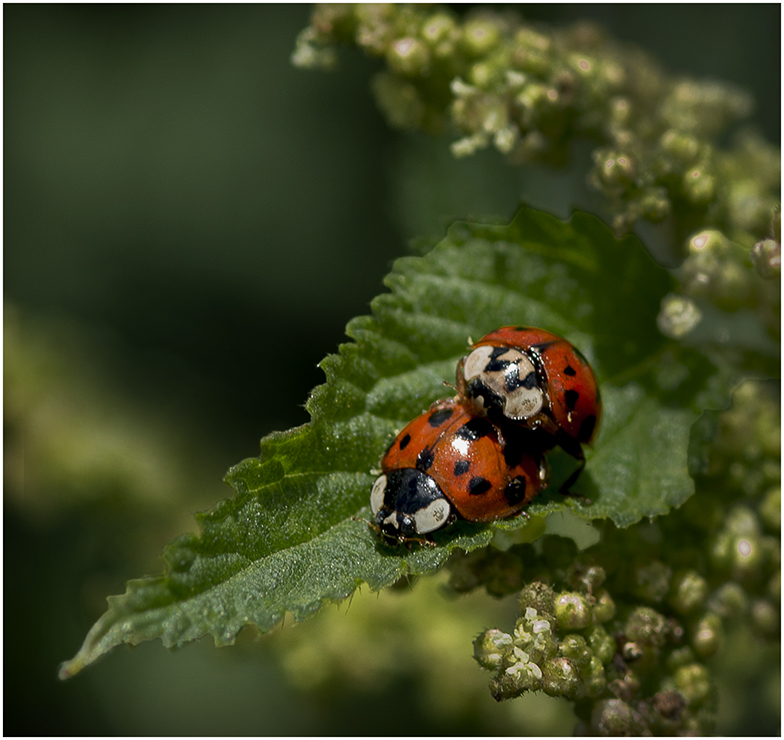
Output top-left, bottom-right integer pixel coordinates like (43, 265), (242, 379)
(579, 415), (596, 442)
(456, 417), (494, 441)
(398, 433), (412, 451)
(416, 447), (435, 471)
(503, 436), (524, 468)
(504, 477), (527, 505)
(428, 407), (454, 428)
(468, 477), (492, 496)
(564, 389), (580, 411)
(454, 459), (470, 476)
(563, 365), (576, 376)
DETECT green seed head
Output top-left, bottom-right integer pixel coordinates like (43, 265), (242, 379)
(592, 588), (617, 624)
(387, 37), (430, 76)
(560, 634), (592, 671)
(473, 628), (513, 671)
(625, 606), (668, 647)
(462, 17), (502, 57)
(542, 656), (580, 699)
(691, 612), (723, 657)
(669, 569), (709, 615)
(555, 592), (592, 631)
(588, 625), (616, 665)
(632, 560), (673, 603)
(673, 663), (712, 707)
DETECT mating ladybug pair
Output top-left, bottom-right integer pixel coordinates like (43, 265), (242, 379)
(369, 327), (601, 545)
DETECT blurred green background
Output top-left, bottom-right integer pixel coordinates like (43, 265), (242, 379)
(4, 4), (779, 735)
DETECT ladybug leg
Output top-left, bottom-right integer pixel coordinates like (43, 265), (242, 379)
(559, 458), (588, 498)
(404, 535), (437, 550)
(555, 435), (592, 503)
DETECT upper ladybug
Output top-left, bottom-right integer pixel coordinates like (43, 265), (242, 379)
(456, 326), (601, 480)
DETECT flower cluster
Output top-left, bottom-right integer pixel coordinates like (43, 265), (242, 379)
(294, 4), (780, 342)
(448, 379), (779, 734)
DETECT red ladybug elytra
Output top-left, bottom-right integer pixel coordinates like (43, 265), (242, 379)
(370, 398), (548, 543)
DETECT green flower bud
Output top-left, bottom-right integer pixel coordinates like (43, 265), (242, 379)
(726, 178), (774, 233)
(386, 36), (430, 76)
(625, 606), (668, 647)
(751, 599), (779, 638)
(560, 634), (592, 671)
(682, 164), (716, 204)
(609, 96), (632, 127)
(474, 629), (512, 671)
(514, 82), (549, 127)
(640, 187), (671, 222)
(569, 563), (606, 594)
(588, 625), (616, 665)
(462, 17), (502, 57)
(669, 569), (709, 614)
(752, 239), (781, 279)
(592, 588), (616, 624)
(673, 663), (712, 707)
(469, 61), (495, 88)
(493, 126), (519, 154)
(595, 150), (636, 187)
(420, 13), (456, 47)
(660, 129), (701, 162)
(542, 656), (580, 699)
(511, 27), (552, 75)
(592, 699), (646, 736)
(667, 645), (696, 671)
(354, 4), (396, 55)
(632, 560), (673, 602)
(691, 612), (722, 657)
(518, 582), (556, 625)
(657, 294), (702, 339)
(582, 655), (607, 697)
(707, 582), (748, 619)
(555, 592), (592, 631)
(290, 28), (339, 70)
(688, 228), (730, 257)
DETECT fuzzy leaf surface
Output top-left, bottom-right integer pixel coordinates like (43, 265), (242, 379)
(62, 206), (732, 678)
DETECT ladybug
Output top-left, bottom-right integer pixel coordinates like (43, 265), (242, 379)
(370, 398), (549, 543)
(456, 326), (601, 487)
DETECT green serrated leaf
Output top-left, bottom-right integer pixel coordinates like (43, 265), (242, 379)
(62, 205), (732, 679)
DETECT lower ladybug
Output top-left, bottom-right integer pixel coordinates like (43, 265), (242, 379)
(370, 398), (549, 543)
(456, 326), (601, 489)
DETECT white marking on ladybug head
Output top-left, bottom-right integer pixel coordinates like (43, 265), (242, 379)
(370, 475), (387, 515)
(412, 498), (452, 534)
(383, 511), (399, 529)
(503, 358), (544, 420)
(462, 345), (495, 383)
(463, 346), (544, 421)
